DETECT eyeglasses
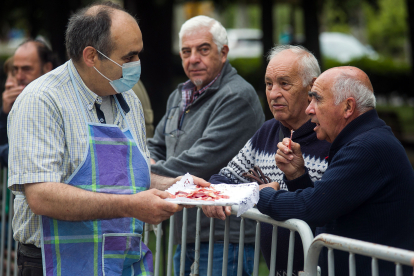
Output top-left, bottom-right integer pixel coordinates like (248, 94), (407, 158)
(163, 105), (186, 138)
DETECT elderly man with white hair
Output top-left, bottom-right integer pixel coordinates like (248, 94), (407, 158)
(147, 16), (264, 275)
(205, 45), (331, 275)
(260, 66), (414, 275)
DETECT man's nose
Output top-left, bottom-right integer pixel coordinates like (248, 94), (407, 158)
(189, 50), (201, 63)
(269, 85), (282, 99)
(305, 101), (314, 115)
(15, 68), (24, 81)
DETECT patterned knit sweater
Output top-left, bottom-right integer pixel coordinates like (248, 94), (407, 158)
(210, 118), (330, 274)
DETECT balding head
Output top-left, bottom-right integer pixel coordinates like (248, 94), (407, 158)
(65, 2), (137, 63)
(322, 66), (376, 114)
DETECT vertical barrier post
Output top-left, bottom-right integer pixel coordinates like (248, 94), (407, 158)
(237, 217), (245, 276)
(0, 167), (6, 275)
(221, 216), (230, 276)
(167, 215), (175, 276)
(371, 257), (378, 276)
(252, 221), (261, 276)
(287, 230), (295, 276)
(180, 208), (188, 276)
(269, 226), (278, 276)
(193, 207), (201, 275)
(144, 223), (149, 246)
(154, 223), (162, 276)
(349, 253), (356, 276)
(328, 248), (334, 276)
(396, 264), (403, 276)
(207, 217), (215, 276)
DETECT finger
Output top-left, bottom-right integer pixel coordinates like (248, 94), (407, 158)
(153, 189), (172, 199)
(192, 176), (210, 187)
(213, 206), (226, 220)
(202, 205), (212, 217)
(275, 151), (292, 164)
(150, 158), (156, 165)
(224, 206), (232, 216)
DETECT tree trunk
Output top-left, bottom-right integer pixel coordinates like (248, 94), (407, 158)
(261, 0), (274, 120)
(406, 0), (414, 97)
(124, 0), (174, 127)
(302, 0), (322, 67)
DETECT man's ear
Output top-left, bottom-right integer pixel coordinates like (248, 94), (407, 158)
(311, 77), (317, 87)
(83, 46), (98, 67)
(344, 97), (357, 119)
(43, 62), (53, 73)
(220, 45), (229, 63)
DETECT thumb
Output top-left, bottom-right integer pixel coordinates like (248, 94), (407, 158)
(291, 141), (302, 155)
(224, 206), (232, 216)
(151, 189), (172, 199)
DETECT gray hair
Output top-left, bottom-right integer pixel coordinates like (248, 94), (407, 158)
(66, 2), (130, 62)
(179, 15), (227, 53)
(267, 45), (321, 86)
(332, 73), (376, 113)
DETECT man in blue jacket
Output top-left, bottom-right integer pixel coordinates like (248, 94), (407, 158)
(260, 66), (414, 275)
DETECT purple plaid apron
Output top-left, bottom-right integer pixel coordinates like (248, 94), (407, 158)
(40, 65), (153, 276)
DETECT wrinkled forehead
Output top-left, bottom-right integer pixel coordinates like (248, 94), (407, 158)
(266, 53), (302, 79)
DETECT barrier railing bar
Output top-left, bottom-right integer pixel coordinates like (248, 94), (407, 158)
(179, 208), (188, 276)
(194, 207), (201, 275)
(230, 206), (314, 261)
(287, 230), (295, 276)
(304, 234), (414, 276)
(167, 215), (175, 276)
(269, 225), (277, 275)
(371, 257), (378, 276)
(328, 248), (334, 276)
(237, 217), (245, 276)
(252, 221), (260, 276)
(207, 217), (215, 276)
(154, 223), (162, 276)
(349, 253), (356, 276)
(1, 167), (6, 275)
(221, 215), (230, 276)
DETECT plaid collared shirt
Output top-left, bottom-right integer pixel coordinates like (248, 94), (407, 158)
(180, 73), (221, 113)
(8, 60), (149, 247)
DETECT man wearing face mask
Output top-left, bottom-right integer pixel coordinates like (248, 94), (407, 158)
(7, 3), (208, 276)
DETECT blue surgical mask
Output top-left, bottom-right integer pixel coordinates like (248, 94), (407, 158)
(93, 49), (141, 93)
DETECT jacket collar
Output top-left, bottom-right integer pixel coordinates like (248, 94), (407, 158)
(279, 119), (317, 140)
(328, 109), (384, 163)
(177, 60), (235, 101)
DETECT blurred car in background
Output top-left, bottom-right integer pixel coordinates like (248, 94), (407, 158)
(226, 28), (263, 60)
(319, 32), (379, 62)
(225, 29), (378, 63)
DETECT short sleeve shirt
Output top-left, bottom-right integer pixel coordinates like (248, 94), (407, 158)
(7, 60), (149, 247)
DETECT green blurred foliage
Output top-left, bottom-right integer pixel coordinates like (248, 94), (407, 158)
(230, 57), (263, 90)
(364, 0), (408, 59)
(323, 56), (411, 96)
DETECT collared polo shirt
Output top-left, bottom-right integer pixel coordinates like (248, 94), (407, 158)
(7, 60), (149, 247)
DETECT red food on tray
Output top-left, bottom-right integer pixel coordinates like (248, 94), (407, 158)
(169, 185), (230, 201)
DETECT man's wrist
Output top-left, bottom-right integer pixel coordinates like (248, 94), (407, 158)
(286, 168), (306, 181)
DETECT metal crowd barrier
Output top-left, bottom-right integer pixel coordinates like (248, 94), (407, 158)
(1, 167), (18, 276)
(300, 233), (414, 276)
(147, 205), (315, 276)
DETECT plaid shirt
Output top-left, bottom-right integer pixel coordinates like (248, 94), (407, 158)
(180, 73), (221, 113)
(8, 60), (149, 247)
